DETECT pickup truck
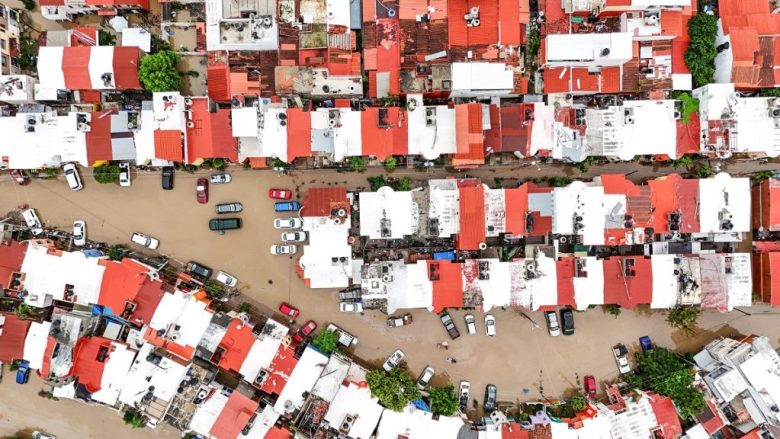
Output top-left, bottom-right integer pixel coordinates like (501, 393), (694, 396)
(439, 312), (461, 339)
(387, 313), (413, 327)
(326, 323), (358, 347)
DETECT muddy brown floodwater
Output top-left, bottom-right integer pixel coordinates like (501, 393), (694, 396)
(2, 168), (780, 437)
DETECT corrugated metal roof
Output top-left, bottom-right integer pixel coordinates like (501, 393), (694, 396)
(0, 313), (30, 363)
(217, 319), (255, 374)
(430, 260), (464, 313)
(207, 65), (231, 102)
(71, 337), (111, 393)
(457, 184), (486, 250)
(300, 187), (349, 218)
(504, 186), (528, 234)
(0, 241), (27, 292)
(62, 47), (92, 90)
(186, 99), (238, 164)
(729, 27), (760, 62)
(112, 47), (141, 89)
(556, 257), (577, 308)
(602, 256), (652, 308)
(260, 345), (298, 395)
(453, 103), (485, 168)
(86, 111), (113, 165)
(210, 392), (259, 439)
(287, 108), (313, 162)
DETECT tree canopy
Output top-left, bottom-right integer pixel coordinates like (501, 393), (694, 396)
(366, 368), (421, 412)
(138, 50), (181, 92)
(93, 164), (120, 184)
(311, 330), (340, 354)
(666, 306), (701, 334)
(625, 347), (706, 419)
(428, 385), (459, 416)
(684, 14), (718, 88)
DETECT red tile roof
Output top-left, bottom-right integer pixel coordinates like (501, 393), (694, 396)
(132, 279), (165, 326)
(286, 108), (312, 162)
(0, 314), (31, 363)
(300, 188), (349, 218)
(143, 326), (196, 361)
(600, 67), (621, 93)
(729, 27), (761, 63)
(186, 99), (238, 164)
(484, 105), (502, 152)
(70, 27), (99, 47)
(40, 336), (57, 379)
(676, 116), (700, 157)
(154, 130), (184, 161)
(453, 103), (486, 168)
(207, 64), (231, 102)
(39, 0), (65, 5)
(755, 179), (780, 231)
(648, 394), (683, 439)
(85, 111), (113, 165)
(544, 67), (570, 94)
(112, 47), (141, 89)
(430, 260), (464, 313)
(217, 319), (256, 374)
(62, 47), (92, 90)
(556, 257), (576, 308)
(210, 391), (259, 439)
(602, 256), (652, 308)
(647, 174), (686, 234)
(697, 399), (727, 435)
(500, 0), (523, 44)
(525, 183), (554, 236)
(504, 186), (528, 235)
(571, 68), (600, 93)
(448, 0), (499, 48)
(361, 107), (409, 159)
(71, 337), (113, 393)
(502, 423), (531, 439)
(260, 345), (298, 395)
(97, 258), (151, 318)
(265, 427), (293, 439)
(0, 240), (27, 291)
(457, 183), (486, 250)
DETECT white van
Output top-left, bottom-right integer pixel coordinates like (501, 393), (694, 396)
(63, 163), (83, 191)
(21, 208), (43, 235)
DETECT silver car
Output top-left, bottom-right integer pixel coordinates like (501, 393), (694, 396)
(274, 218), (303, 229)
(281, 231), (307, 242)
(270, 244), (297, 255)
(131, 232), (159, 250)
(119, 162), (131, 187)
(210, 173), (232, 184)
(72, 220), (86, 246)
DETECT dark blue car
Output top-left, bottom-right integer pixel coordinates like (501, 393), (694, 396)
(639, 336), (653, 351)
(274, 201), (301, 212)
(16, 360), (30, 384)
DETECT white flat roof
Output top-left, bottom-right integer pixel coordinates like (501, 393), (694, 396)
(121, 27), (151, 53)
(189, 387), (230, 436)
(149, 290), (213, 349)
(450, 62), (514, 96)
(698, 173), (750, 233)
(1, 112), (89, 169)
(573, 257), (604, 309)
(242, 404), (280, 439)
(23, 321), (51, 370)
(650, 254), (678, 309)
(118, 343), (189, 406)
(300, 216), (353, 288)
(91, 342), (137, 406)
(386, 261), (433, 314)
(428, 179), (460, 238)
(329, 109), (362, 162)
(324, 382), (384, 439)
(552, 182), (606, 245)
(260, 108), (289, 161)
(546, 33), (633, 64)
(311, 354), (351, 401)
(359, 187), (416, 240)
(21, 243), (105, 308)
(407, 101), (456, 160)
(36, 47), (65, 90)
(471, 259), (511, 312)
(274, 346), (328, 414)
(376, 404), (464, 439)
(238, 318), (289, 380)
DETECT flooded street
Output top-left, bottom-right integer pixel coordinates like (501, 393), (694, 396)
(2, 166), (780, 436)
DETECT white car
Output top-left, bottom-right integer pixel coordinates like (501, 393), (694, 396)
(32, 432), (56, 439)
(273, 218), (303, 229)
(270, 244), (297, 255)
(339, 301), (363, 313)
(119, 162), (131, 187)
(417, 366), (435, 390)
(215, 271), (238, 287)
(63, 163), (83, 191)
(545, 311), (561, 337)
(210, 173), (232, 184)
(21, 208), (43, 235)
(484, 314), (496, 336)
(72, 220), (86, 246)
(464, 313), (477, 335)
(281, 231), (307, 242)
(383, 349), (405, 372)
(613, 344), (632, 374)
(459, 380), (470, 409)
(131, 232), (159, 250)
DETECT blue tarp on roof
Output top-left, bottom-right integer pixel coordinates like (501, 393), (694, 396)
(412, 399), (431, 412)
(433, 251), (456, 261)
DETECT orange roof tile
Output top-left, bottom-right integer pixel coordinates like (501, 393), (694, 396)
(97, 258), (149, 316)
(85, 111), (113, 165)
(453, 103), (485, 168)
(154, 130), (183, 161)
(430, 260), (464, 313)
(62, 47), (92, 90)
(207, 65), (231, 102)
(544, 67), (570, 94)
(500, 0), (523, 44)
(286, 108), (312, 162)
(0, 314), (30, 363)
(457, 184), (486, 250)
(260, 345), (298, 395)
(210, 392), (259, 439)
(301, 187), (349, 217)
(71, 337), (112, 393)
(186, 99), (238, 164)
(112, 47), (141, 89)
(504, 186), (528, 234)
(0, 240), (27, 292)
(602, 256), (652, 308)
(729, 27), (760, 62)
(217, 319), (256, 374)
(556, 258), (576, 308)
(600, 67), (621, 93)
(361, 107), (409, 159)
(571, 68), (600, 93)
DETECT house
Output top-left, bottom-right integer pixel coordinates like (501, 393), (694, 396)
(273, 346), (328, 417)
(0, 5), (21, 75)
(189, 386), (259, 439)
(0, 75), (36, 103)
(23, 320), (52, 371)
(323, 381), (384, 439)
(143, 289), (214, 361)
(96, 257), (165, 327)
(375, 404), (465, 439)
(67, 336), (136, 406)
(36, 46), (141, 93)
(40, 0), (149, 21)
(0, 313), (31, 364)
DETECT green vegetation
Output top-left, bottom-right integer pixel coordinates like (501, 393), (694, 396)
(605, 304), (622, 318)
(368, 175), (412, 191)
(203, 280), (223, 299)
(526, 23), (541, 70)
(93, 164), (121, 184)
(238, 302), (252, 313)
(672, 155), (694, 169)
(666, 306), (700, 334)
(428, 385), (459, 416)
(759, 88), (780, 97)
(549, 176), (573, 187)
(99, 31), (116, 46)
(107, 244), (128, 261)
(688, 162), (716, 179)
(383, 157), (397, 171)
(18, 35), (38, 72)
(625, 347), (706, 419)
(20, 0), (35, 10)
(150, 34), (172, 54)
(569, 392), (588, 412)
(752, 170), (775, 183)
(138, 50), (181, 92)
(348, 156), (367, 172)
(377, 94), (400, 107)
(123, 408), (147, 428)
(673, 92), (700, 124)
(684, 14), (718, 88)
(311, 330), (340, 354)
(366, 368), (421, 412)
(15, 303), (31, 319)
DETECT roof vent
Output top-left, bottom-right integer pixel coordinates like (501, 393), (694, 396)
(600, 48), (610, 57)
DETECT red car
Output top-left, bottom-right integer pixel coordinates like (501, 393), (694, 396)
(293, 320), (317, 342)
(279, 302), (300, 320)
(10, 170), (29, 186)
(196, 178), (209, 204)
(268, 188), (292, 200)
(584, 375), (596, 399)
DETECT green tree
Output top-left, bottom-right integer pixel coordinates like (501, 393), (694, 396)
(203, 280), (223, 299)
(20, 0), (35, 10)
(688, 162), (715, 179)
(569, 392), (588, 411)
(366, 368), (421, 412)
(94, 164), (121, 184)
(672, 92), (700, 124)
(15, 303), (31, 319)
(684, 14), (718, 87)
(138, 50), (181, 92)
(18, 36), (38, 72)
(752, 170), (774, 183)
(390, 176), (412, 191)
(107, 244), (127, 261)
(549, 176), (573, 187)
(759, 88), (780, 97)
(672, 155), (694, 169)
(368, 175), (388, 191)
(605, 304), (621, 318)
(211, 158), (227, 170)
(99, 30), (116, 46)
(348, 156), (366, 172)
(428, 385), (459, 416)
(666, 306), (700, 334)
(123, 408), (146, 428)
(150, 34), (172, 54)
(625, 347), (706, 419)
(238, 302), (252, 313)
(384, 157), (397, 171)
(311, 330), (340, 354)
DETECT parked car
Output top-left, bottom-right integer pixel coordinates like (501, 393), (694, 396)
(15, 360), (30, 384)
(161, 166), (174, 190)
(387, 313), (413, 327)
(293, 320), (317, 342)
(215, 202), (243, 214)
(131, 232), (159, 250)
(464, 313), (477, 335)
(584, 375), (596, 399)
(281, 231), (306, 242)
(72, 220), (86, 246)
(62, 163), (83, 191)
(613, 344), (631, 374)
(187, 261), (213, 280)
(417, 366), (435, 390)
(383, 349), (405, 371)
(209, 218), (242, 231)
(196, 178), (209, 204)
(338, 288), (361, 302)
(32, 432), (56, 439)
(118, 162), (131, 187)
(560, 308), (575, 335)
(484, 314), (496, 336)
(639, 336), (653, 351)
(215, 271), (238, 287)
(270, 244), (297, 255)
(22, 208), (43, 235)
(339, 301), (363, 313)
(459, 380), (471, 410)
(439, 312), (461, 339)
(484, 384), (497, 412)
(274, 201), (301, 212)
(545, 311), (561, 337)
(268, 188), (292, 200)
(279, 302), (300, 320)
(10, 169), (29, 185)
(273, 218), (303, 229)
(210, 173), (232, 184)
